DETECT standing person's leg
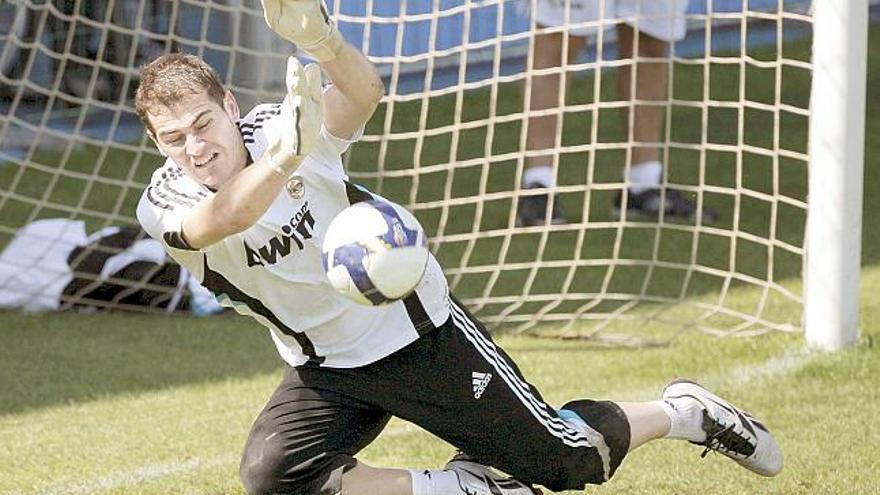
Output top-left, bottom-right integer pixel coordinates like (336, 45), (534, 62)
(616, 23), (668, 194)
(613, 0), (719, 221)
(518, 29), (587, 227)
(518, 0), (601, 227)
(524, 30), (587, 177)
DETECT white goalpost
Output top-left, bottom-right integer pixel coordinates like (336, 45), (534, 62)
(0, 0), (868, 349)
(805, 0), (867, 350)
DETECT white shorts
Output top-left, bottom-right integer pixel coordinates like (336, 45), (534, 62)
(534, 0), (689, 42)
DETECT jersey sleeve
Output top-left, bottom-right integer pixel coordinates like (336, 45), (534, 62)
(310, 124), (364, 164)
(136, 165), (208, 280)
(311, 84), (364, 159)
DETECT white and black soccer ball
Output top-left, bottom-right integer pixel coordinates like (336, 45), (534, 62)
(322, 199), (429, 306)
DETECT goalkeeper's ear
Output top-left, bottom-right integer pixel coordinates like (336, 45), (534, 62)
(222, 90), (241, 122)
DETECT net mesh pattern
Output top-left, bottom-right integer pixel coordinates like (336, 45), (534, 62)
(0, 0), (813, 341)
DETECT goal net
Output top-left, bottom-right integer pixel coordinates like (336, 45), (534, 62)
(0, 1), (839, 343)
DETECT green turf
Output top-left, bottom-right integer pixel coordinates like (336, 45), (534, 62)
(0, 266), (877, 494)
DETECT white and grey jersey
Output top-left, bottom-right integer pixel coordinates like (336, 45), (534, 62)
(137, 103), (450, 368)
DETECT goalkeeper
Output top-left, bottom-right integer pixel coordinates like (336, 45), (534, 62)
(134, 1), (783, 494)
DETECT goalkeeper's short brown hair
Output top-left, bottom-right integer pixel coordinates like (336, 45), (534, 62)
(135, 53), (226, 134)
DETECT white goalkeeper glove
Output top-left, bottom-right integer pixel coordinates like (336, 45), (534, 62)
(264, 57), (324, 177)
(260, 0), (345, 62)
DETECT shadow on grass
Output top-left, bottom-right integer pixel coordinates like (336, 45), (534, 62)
(0, 310), (281, 416)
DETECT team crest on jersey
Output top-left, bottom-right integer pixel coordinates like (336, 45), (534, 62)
(244, 202), (316, 266)
(286, 176), (305, 199)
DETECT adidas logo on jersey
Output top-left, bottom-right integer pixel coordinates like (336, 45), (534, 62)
(472, 371), (492, 399)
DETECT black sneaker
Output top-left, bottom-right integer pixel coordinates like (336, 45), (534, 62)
(612, 188), (718, 223)
(516, 184), (566, 227)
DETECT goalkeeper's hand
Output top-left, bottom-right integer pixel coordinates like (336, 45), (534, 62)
(260, 0), (344, 62)
(264, 57), (324, 177)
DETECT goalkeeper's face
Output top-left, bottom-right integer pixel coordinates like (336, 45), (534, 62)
(147, 91), (246, 190)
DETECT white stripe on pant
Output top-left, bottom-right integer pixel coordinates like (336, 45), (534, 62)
(448, 299), (613, 480)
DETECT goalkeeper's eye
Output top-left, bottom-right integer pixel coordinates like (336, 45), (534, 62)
(166, 135), (185, 147)
(196, 120), (211, 132)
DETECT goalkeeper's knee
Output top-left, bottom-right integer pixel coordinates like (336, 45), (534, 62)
(240, 440), (354, 495)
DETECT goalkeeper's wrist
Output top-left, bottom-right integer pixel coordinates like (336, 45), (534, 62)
(266, 151), (303, 178)
(298, 26), (344, 62)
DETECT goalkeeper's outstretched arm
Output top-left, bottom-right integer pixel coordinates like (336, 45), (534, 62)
(319, 45), (384, 140)
(260, 0), (384, 139)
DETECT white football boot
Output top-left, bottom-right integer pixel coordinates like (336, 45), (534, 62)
(444, 453), (543, 495)
(662, 379), (783, 477)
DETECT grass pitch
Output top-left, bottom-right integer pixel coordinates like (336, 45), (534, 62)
(0, 269), (878, 494)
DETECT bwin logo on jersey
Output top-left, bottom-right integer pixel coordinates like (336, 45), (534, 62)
(472, 371), (492, 399)
(245, 202), (316, 267)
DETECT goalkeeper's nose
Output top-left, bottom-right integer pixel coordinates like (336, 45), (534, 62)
(185, 134), (209, 157)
